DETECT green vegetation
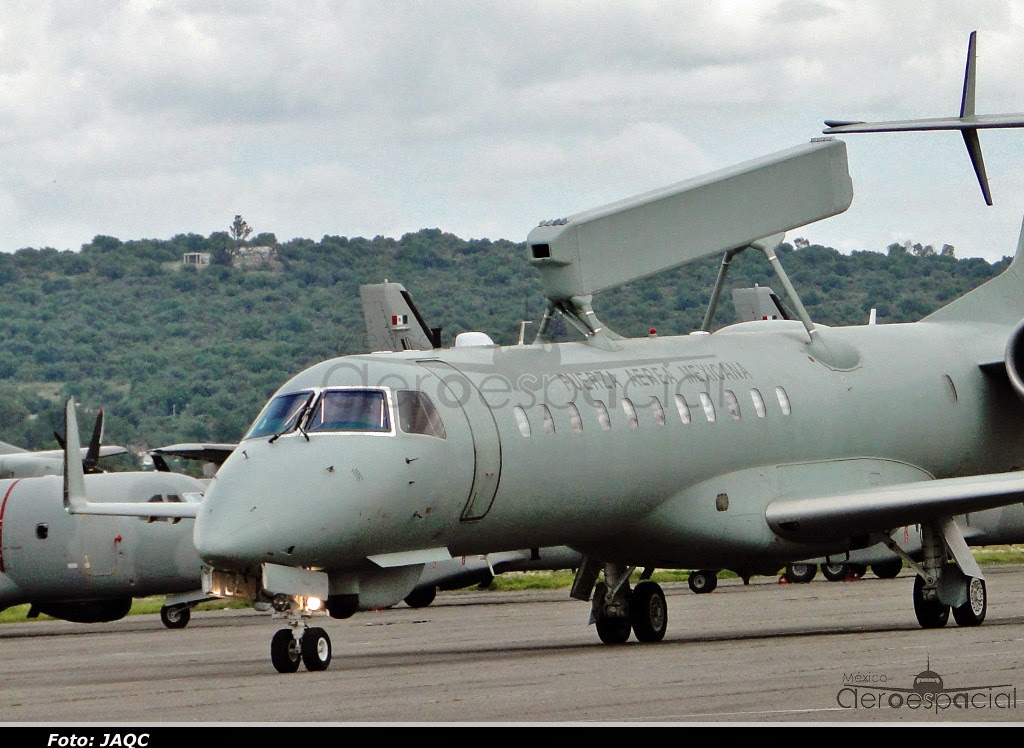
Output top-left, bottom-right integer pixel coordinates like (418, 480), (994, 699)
(0, 226), (1009, 457)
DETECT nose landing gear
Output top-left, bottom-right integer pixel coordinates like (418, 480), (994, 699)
(267, 595), (334, 673)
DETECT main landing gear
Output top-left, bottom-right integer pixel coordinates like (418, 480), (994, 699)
(901, 520), (987, 630)
(578, 562), (668, 645)
(687, 569), (718, 594)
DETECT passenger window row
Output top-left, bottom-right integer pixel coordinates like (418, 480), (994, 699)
(512, 387), (791, 437)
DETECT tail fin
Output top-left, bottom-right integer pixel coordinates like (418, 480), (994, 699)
(359, 281), (441, 352)
(824, 31), (1024, 206)
(923, 215), (1024, 324)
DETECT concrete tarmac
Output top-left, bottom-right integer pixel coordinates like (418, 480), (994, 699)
(4, 565), (1024, 725)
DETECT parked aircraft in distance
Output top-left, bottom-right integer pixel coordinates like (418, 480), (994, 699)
(66, 32), (1024, 673)
(0, 404), (209, 628)
(0, 408), (126, 479)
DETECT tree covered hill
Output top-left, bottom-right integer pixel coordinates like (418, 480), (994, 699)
(0, 229), (1009, 461)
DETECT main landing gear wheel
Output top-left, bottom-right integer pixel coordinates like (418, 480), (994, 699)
(688, 569), (718, 594)
(271, 629), (302, 673)
(593, 581), (632, 645)
(403, 585), (437, 608)
(596, 615), (632, 644)
(952, 577), (987, 627)
(785, 563), (817, 583)
(913, 575), (950, 629)
(630, 581), (667, 642)
(871, 558), (903, 579)
(160, 604), (191, 629)
(821, 563), (848, 582)
(301, 627), (332, 671)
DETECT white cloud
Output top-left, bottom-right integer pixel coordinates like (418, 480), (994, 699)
(0, 1), (1021, 260)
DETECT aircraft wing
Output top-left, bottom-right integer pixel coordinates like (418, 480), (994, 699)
(151, 443), (237, 466)
(27, 446), (128, 460)
(766, 471), (1024, 543)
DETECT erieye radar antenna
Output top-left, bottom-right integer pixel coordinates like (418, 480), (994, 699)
(526, 139), (854, 349)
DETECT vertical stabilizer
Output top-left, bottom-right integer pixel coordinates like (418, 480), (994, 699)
(62, 399), (87, 512)
(923, 214), (1024, 324)
(359, 281), (441, 352)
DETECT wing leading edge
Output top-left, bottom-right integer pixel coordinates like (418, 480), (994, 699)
(766, 470), (1024, 544)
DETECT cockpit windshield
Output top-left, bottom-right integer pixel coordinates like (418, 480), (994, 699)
(305, 389), (391, 433)
(243, 390), (314, 440)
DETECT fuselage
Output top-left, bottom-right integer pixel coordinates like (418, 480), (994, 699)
(0, 471), (204, 611)
(194, 315), (1024, 594)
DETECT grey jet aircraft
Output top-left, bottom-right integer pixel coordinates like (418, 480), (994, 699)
(66, 33), (1024, 673)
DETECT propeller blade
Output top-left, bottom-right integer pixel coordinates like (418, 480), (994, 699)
(83, 409), (104, 474)
(151, 454), (171, 472)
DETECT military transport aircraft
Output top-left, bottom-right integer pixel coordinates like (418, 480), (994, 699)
(0, 404), (209, 628)
(0, 408), (126, 479)
(65, 32), (1024, 673)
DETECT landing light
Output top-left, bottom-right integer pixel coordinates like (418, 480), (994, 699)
(306, 596), (323, 613)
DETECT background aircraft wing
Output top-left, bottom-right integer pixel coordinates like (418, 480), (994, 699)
(766, 471), (1024, 543)
(151, 443), (237, 466)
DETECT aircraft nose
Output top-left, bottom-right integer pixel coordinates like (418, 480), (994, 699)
(193, 466), (283, 570)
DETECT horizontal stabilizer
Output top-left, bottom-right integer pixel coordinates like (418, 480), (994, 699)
(822, 31), (1024, 205)
(822, 114), (1024, 134)
(767, 470), (1024, 543)
(63, 500), (200, 519)
(527, 138), (852, 302)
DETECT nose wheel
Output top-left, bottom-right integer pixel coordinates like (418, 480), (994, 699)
(271, 626), (333, 673)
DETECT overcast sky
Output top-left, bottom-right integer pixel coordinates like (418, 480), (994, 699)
(2, 1), (1024, 263)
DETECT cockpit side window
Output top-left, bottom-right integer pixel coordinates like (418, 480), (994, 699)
(306, 389), (391, 433)
(397, 390), (447, 439)
(243, 390), (314, 440)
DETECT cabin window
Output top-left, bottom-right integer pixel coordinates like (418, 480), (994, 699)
(243, 390), (314, 440)
(650, 396), (666, 426)
(397, 390), (446, 439)
(594, 400), (612, 431)
(567, 403), (583, 433)
(674, 394), (691, 424)
(306, 389), (391, 433)
(540, 404), (556, 434)
(724, 390), (741, 421)
(750, 388), (766, 418)
(513, 406), (531, 437)
(621, 398), (639, 429)
(699, 392), (716, 422)
(776, 386), (792, 416)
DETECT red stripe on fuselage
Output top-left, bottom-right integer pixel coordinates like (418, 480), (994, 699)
(0, 480), (23, 573)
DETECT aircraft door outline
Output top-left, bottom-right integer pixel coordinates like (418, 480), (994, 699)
(418, 360), (502, 521)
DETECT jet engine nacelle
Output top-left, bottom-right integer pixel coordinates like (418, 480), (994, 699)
(1004, 318), (1024, 401)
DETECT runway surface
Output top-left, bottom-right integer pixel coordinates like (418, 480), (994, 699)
(4, 565), (1024, 725)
